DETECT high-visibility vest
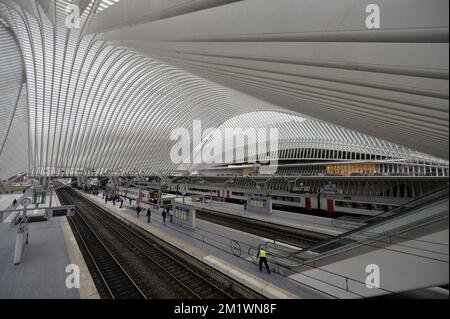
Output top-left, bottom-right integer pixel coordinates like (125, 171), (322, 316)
(259, 249), (267, 258)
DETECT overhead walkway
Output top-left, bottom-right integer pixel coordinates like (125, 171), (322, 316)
(267, 187), (449, 298)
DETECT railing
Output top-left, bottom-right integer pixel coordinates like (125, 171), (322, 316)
(265, 240), (302, 258)
(333, 216), (368, 228)
(364, 186), (449, 222)
(259, 238), (397, 297)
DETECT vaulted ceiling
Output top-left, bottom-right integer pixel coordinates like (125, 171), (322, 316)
(0, 0), (448, 177)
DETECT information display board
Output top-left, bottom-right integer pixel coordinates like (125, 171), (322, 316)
(247, 196), (272, 213)
(173, 204), (196, 229)
(158, 197), (175, 210)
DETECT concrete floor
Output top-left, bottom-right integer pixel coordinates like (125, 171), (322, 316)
(0, 218), (80, 299)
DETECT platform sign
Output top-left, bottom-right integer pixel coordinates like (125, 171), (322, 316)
(158, 197), (175, 210)
(320, 187), (340, 194)
(247, 196), (272, 213)
(173, 204), (196, 229)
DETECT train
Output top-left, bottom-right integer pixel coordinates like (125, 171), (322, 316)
(109, 184), (406, 219)
(110, 186), (175, 208)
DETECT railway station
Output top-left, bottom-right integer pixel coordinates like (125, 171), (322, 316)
(0, 0), (448, 303)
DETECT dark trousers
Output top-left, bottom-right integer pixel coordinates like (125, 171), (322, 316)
(259, 257), (270, 273)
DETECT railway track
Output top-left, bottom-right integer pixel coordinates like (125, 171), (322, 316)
(68, 208), (146, 299)
(196, 208), (332, 248)
(58, 187), (255, 299)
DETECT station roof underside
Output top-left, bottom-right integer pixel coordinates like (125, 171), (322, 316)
(0, 0), (448, 178)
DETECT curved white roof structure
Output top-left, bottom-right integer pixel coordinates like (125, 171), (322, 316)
(0, 0), (448, 178)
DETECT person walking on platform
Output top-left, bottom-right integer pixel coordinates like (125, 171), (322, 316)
(12, 198), (17, 207)
(120, 198), (123, 208)
(257, 246), (271, 274)
(146, 208), (151, 223)
(105, 195), (108, 204)
(136, 205), (141, 218)
(161, 209), (167, 225)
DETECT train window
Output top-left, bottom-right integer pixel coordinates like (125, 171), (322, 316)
(340, 201), (353, 208)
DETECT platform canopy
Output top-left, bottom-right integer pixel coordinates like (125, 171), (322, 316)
(0, 0), (448, 177)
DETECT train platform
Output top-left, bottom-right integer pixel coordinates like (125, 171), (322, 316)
(178, 198), (347, 236)
(79, 191), (334, 299)
(1, 190), (61, 223)
(0, 193), (99, 299)
(0, 193), (22, 222)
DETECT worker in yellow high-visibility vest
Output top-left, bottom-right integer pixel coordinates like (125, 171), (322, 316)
(257, 247), (271, 274)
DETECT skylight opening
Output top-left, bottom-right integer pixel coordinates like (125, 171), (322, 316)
(96, 0), (122, 13)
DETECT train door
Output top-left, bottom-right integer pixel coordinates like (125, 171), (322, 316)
(327, 199), (334, 215)
(305, 197), (311, 211)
